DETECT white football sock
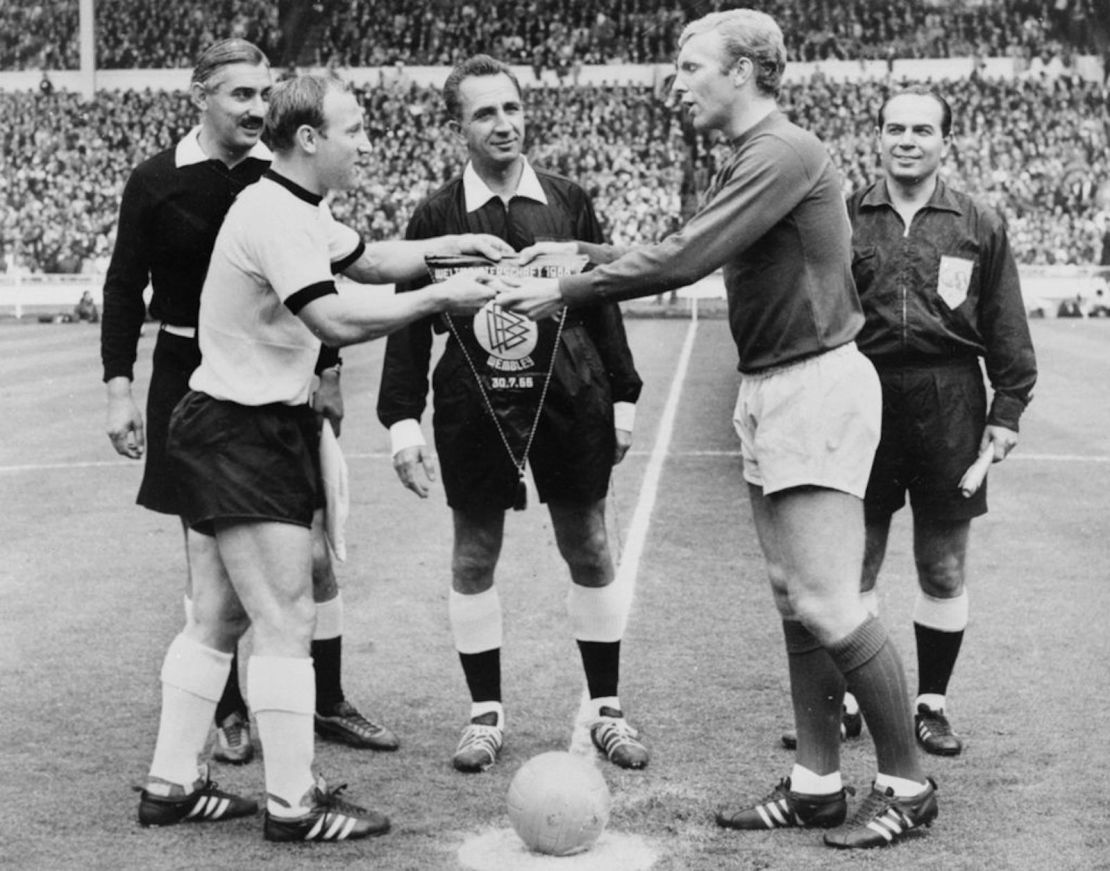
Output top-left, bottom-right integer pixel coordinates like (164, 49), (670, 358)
(875, 772), (929, 798)
(567, 581), (624, 643)
(916, 692), (947, 713)
(449, 588), (503, 653)
(249, 655), (316, 817)
(149, 634), (232, 789)
(790, 764), (842, 795)
(912, 589), (969, 632)
(469, 700), (504, 729)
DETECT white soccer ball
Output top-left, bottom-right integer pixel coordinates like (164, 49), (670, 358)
(506, 751), (611, 856)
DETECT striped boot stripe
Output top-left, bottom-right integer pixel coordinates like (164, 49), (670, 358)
(208, 798), (231, 819)
(305, 817), (326, 840)
(324, 815), (350, 840)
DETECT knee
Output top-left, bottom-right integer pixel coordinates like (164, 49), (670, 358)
(452, 550), (497, 593)
(915, 555), (965, 597)
(255, 594), (315, 652)
(559, 536), (612, 586)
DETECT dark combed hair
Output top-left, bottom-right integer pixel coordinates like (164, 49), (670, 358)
(877, 85), (953, 137)
(442, 54), (523, 121)
(265, 72), (348, 152)
(191, 38), (268, 88)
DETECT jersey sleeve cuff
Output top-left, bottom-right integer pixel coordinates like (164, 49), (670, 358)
(389, 418), (425, 456)
(613, 401), (636, 432)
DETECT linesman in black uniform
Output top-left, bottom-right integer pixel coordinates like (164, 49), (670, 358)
(101, 39), (398, 766)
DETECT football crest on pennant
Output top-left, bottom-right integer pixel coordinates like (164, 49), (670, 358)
(473, 302), (538, 371)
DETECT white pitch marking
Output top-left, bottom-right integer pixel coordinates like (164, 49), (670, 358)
(458, 828), (658, 871)
(3, 449), (1106, 476)
(569, 303), (701, 756)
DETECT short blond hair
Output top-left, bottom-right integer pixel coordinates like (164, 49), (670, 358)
(679, 9), (786, 98)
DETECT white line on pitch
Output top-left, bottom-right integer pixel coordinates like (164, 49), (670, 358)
(4, 447), (1105, 476)
(568, 300), (701, 756)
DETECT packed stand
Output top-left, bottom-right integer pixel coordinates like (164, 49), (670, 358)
(1, 72), (1106, 274)
(1, 1), (1099, 71)
(311, 0), (1098, 69)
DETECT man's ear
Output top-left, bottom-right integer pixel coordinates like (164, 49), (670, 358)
(295, 124), (318, 153)
(447, 119), (464, 141)
(189, 81), (207, 112)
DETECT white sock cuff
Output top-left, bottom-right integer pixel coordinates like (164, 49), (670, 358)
(567, 582), (625, 643)
(449, 588), (503, 654)
(159, 634), (232, 701)
(913, 589), (969, 632)
(183, 595), (194, 624)
(875, 772), (930, 798)
(470, 700), (505, 729)
(790, 763), (842, 795)
(247, 655), (315, 715)
(860, 590), (880, 618)
(314, 593), (343, 641)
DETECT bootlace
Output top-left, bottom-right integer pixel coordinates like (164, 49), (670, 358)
(594, 716), (641, 754)
(848, 788), (896, 826)
(457, 723), (502, 757)
(317, 782), (367, 817)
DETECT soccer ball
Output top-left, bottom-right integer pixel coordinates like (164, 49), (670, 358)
(506, 751), (611, 856)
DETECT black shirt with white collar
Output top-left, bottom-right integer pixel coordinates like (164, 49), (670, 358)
(100, 130), (269, 382)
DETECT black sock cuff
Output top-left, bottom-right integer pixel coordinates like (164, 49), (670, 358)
(782, 619), (822, 654)
(826, 615), (889, 674)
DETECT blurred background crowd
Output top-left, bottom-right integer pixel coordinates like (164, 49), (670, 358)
(0, 0), (1107, 274)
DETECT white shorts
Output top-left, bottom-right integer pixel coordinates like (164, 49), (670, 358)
(732, 343), (881, 498)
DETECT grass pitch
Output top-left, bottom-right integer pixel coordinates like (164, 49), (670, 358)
(1, 316), (1107, 870)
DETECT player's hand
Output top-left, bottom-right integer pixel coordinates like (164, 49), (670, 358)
(614, 428), (632, 465)
(439, 271), (498, 314)
(982, 424), (1018, 462)
(496, 277), (564, 321)
(457, 233), (515, 261)
(516, 241), (578, 265)
(105, 379), (144, 459)
(312, 369), (344, 437)
(393, 445), (437, 498)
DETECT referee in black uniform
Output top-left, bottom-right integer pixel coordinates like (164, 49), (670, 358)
(377, 55), (647, 774)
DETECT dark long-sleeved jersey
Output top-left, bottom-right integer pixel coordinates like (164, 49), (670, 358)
(100, 141), (269, 382)
(558, 110), (862, 375)
(846, 178), (1036, 430)
(377, 166), (641, 431)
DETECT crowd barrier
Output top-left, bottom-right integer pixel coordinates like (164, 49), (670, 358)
(4, 265), (1106, 321)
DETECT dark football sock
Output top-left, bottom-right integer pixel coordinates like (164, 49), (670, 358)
(826, 615), (921, 780)
(311, 636), (345, 713)
(214, 648), (247, 723)
(459, 648), (501, 704)
(914, 623), (964, 699)
(577, 640), (621, 700)
(783, 620), (844, 777)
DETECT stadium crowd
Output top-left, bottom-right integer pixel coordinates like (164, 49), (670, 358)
(0, 0), (1099, 70)
(2, 69), (1107, 275)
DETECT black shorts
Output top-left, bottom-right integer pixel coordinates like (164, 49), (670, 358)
(432, 330), (615, 513)
(137, 328), (200, 515)
(865, 360), (988, 524)
(167, 391), (322, 535)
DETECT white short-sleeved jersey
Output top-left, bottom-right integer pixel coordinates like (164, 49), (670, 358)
(190, 171), (364, 406)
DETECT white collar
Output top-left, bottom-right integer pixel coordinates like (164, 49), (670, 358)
(174, 125), (273, 168)
(462, 158), (547, 212)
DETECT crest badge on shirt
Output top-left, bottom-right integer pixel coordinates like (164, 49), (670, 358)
(937, 255), (974, 310)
